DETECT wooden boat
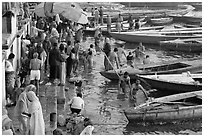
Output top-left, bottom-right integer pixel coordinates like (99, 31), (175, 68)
(183, 24), (202, 28)
(160, 38), (202, 52)
(191, 3), (202, 11)
(99, 57), (202, 81)
(183, 15), (202, 24)
(83, 25), (165, 36)
(150, 17), (173, 25)
(124, 91), (202, 123)
(138, 73), (202, 93)
(109, 29), (201, 44)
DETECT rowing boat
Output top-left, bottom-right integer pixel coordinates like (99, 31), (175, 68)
(83, 25), (165, 36)
(124, 90), (202, 123)
(99, 57), (202, 81)
(138, 73), (202, 93)
(160, 38), (202, 52)
(109, 29), (201, 44)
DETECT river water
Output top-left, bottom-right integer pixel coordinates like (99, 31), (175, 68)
(69, 31), (202, 135)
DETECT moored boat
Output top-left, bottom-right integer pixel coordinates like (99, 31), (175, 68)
(99, 57), (202, 81)
(83, 25), (165, 36)
(124, 90), (202, 123)
(109, 30), (201, 44)
(160, 38), (202, 52)
(138, 73), (202, 93)
(183, 15), (202, 24)
(150, 17), (173, 25)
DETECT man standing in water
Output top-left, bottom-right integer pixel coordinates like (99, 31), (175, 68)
(117, 44), (126, 66)
(118, 72), (132, 98)
(131, 79), (150, 105)
(109, 48), (120, 70)
(103, 38), (111, 71)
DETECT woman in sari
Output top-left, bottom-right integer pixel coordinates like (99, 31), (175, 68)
(14, 84), (36, 135)
(27, 91), (45, 135)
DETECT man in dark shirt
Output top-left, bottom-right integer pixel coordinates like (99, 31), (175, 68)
(42, 36), (51, 73)
(49, 42), (65, 81)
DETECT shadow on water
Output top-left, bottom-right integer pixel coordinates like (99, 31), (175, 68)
(123, 118), (202, 135)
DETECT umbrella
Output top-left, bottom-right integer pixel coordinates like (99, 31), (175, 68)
(44, 2), (88, 24)
(34, 2), (46, 17)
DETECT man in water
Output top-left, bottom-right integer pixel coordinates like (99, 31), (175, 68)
(131, 79), (149, 105)
(109, 48), (120, 70)
(117, 44), (126, 66)
(118, 72), (132, 98)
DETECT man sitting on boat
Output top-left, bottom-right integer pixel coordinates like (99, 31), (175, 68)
(118, 72), (132, 98)
(134, 18), (141, 30)
(128, 14), (134, 30)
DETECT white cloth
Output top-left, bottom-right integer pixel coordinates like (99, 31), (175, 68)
(80, 125), (94, 135)
(50, 28), (59, 38)
(30, 26), (39, 38)
(2, 129), (13, 135)
(40, 50), (47, 65)
(30, 70), (40, 80)
(5, 60), (14, 72)
(28, 91), (45, 135)
(68, 96), (84, 110)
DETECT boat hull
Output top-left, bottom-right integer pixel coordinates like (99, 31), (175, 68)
(100, 58), (202, 81)
(138, 75), (202, 93)
(124, 91), (202, 123)
(109, 31), (201, 44)
(160, 39), (202, 52)
(124, 105), (202, 122)
(150, 17), (173, 25)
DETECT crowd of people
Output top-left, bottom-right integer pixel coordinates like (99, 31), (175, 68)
(3, 3), (152, 135)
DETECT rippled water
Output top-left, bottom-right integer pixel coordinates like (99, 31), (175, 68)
(75, 32), (202, 135)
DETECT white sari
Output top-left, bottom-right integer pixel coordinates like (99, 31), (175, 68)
(27, 91), (45, 135)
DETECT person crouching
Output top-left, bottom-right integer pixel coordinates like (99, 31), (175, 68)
(68, 93), (84, 115)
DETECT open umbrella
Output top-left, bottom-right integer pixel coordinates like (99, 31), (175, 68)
(44, 2), (88, 24)
(34, 2), (46, 17)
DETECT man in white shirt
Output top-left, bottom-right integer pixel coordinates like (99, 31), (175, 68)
(68, 92), (84, 114)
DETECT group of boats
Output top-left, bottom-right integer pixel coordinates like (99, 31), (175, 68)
(100, 57), (202, 123)
(95, 4), (202, 124)
(84, 2), (201, 53)
(81, 2), (202, 124)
